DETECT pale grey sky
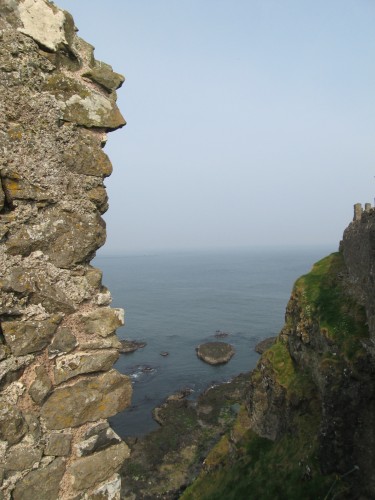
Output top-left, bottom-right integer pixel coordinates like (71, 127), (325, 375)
(57, 0), (375, 253)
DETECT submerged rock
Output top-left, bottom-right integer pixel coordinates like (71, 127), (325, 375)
(119, 339), (147, 353)
(196, 342), (235, 365)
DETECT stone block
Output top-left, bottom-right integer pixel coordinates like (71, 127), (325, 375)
(5, 207), (106, 269)
(0, 402), (27, 445)
(12, 457), (65, 500)
(45, 432), (72, 456)
(48, 326), (78, 358)
(68, 442), (129, 491)
(4, 442), (43, 471)
(0, 354), (34, 386)
(62, 129), (113, 178)
(18, 0), (69, 52)
(83, 61), (125, 92)
(29, 365), (52, 404)
(41, 370), (132, 429)
(53, 350), (119, 384)
(75, 423), (122, 457)
(90, 474), (121, 500)
(2, 315), (62, 356)
(80, 308), (124, 337)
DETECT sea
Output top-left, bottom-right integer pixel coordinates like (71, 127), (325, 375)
(94, 246), (333, 439)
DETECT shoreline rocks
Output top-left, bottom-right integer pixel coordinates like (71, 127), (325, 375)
(254, 336), (276, 354)
(119, 339), (147, 354)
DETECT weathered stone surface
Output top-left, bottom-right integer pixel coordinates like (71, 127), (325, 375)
(0, 182), (5, 211)
(196, 342), (235, 365)
(18, 0), (69, 52)
(75, 422), (122, 457)
(0, 402), (27, 445)
(64, 92), (125, 130)
(53, 349), (119, 384)
(80, 308), (124, 337)
(48, 326), (78, 358)
(90, 474), (121, 500)
(2, 315), (62, 356)
(0, 354), (34, 386)
(12, 457), (65, 500)
(24, 413), (41, 441)
(41, 370), (132, 429)
(6, 207), (106, 268)
(83, 61), (125, 92)
(68, 442), (130, 491)
(45, 432), (72, 456)
(29, 365), (52, 404)
(62, 129), (113, 177)
(4, 441), (43, 471)
(0, 1), (129, 497)
(44, 73), (125, 130)
(80, 335), (122, 350)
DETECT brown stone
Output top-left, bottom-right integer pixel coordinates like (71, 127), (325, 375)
(12, 457), (65, 500)
(80, 308), (124, 337)
(53, 349), (119, 384)
(5, 207), (106, 268)
(0, 402), (27, 445)
(63, 129), (113, 178)
(29, 365), (53, 404)
(5, 442), (43, 471)
(41, 370), (132, 429)
(45, 432), (72, 456)
(83, 61), (125, 92)
(48, 326), (78, 358)
(2, 315), (62, 356)
(68, 442), (129, 491)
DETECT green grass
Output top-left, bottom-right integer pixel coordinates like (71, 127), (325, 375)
(181, 423), (335, 500)
(295, 252), (368, 359)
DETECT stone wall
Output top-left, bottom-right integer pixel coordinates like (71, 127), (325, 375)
(0, 1), (132, 498)
(342, 207), (375, 340)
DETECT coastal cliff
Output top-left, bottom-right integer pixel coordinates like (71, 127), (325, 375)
(183, 206), (375, 499)
(0, 1), (131, 498)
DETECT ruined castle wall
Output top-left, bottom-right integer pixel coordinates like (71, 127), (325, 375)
(342, 207), (375, 340)
(0, 1), (132, 498)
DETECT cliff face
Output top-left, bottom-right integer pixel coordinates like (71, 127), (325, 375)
(183, 209), (375, 499)
(0, 1), (131, 498)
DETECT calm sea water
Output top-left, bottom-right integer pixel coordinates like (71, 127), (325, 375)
(94, 246), (333, 438)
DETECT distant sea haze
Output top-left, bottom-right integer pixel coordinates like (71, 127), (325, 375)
(94, 246), (333, 437)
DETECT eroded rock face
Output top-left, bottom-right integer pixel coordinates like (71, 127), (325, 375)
(0, 1), (131, 498)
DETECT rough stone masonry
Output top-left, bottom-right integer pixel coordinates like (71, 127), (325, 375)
(0, 1), (132, 498)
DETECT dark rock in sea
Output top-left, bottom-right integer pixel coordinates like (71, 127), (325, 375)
(119, 340), (147, 354)
(254, 336), (276, 354)
(196, 342), (235, 365)
(214, 330), (230, 338)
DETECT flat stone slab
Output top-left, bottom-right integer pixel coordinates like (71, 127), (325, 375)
(196, 342), (235, 365)
(119, 340), (147, 353)
(254, 337), (276, 354)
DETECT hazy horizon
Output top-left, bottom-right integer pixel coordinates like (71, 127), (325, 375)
(57, 0), (375, 253)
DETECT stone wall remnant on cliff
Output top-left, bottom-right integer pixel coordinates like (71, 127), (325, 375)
(0, 1), (131, 498)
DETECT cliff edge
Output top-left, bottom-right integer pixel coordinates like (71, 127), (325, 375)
(183, 206), (375, 499)
(0, 1), (131, 498)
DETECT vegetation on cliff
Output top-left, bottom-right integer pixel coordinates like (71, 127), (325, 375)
(181, 251), (370, 499)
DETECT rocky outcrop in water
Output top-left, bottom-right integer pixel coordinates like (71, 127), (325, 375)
(196, 341), (235, 365)
(0, 1), (131, 498)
